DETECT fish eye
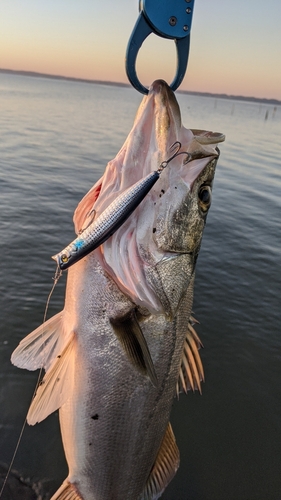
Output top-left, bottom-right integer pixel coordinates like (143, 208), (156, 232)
(198, 185), (212, 211)
(61, 254), (69, 263)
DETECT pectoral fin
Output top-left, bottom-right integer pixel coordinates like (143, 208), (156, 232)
(51, 480), (82, 500)
(176, 317), (204, 396)
(141, 423), (180, 500)
(110, 310), (158, 387)
(27, 333), (76, 425)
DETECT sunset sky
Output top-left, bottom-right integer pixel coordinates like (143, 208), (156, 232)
(1, 0), (281, 100)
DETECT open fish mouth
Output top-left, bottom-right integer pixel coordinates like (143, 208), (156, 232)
(70, 80), (225, 314)
(73, 80), (225, 230)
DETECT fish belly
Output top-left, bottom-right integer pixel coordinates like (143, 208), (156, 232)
(58, 254), (189, 500)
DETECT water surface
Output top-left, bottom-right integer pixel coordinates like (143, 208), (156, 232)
(0, 73), (280, 499)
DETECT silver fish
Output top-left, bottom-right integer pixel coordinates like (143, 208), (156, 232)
(11, 80), (225, 500)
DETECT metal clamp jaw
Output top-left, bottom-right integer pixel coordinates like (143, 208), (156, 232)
(126, 0), (195, 94)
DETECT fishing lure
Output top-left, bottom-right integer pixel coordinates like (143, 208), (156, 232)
(52, 142), (190, 270)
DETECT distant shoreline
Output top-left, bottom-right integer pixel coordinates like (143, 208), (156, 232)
(1, 68), (280, 106)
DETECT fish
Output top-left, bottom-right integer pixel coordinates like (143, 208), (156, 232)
(11, 79), (225, 500)
(52, 142), (189, 271)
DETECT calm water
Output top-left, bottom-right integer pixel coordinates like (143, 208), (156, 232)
(0, 73), (280, 500)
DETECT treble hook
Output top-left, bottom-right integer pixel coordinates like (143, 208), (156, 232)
(157, 141), (191, 173)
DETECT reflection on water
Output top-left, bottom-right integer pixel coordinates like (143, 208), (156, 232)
(0, 73), (280, 500)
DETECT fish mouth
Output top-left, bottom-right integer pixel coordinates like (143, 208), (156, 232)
(190, 130), (225, 146)
(148, 80), (182, 159)
(72, 80), (224, 314)
(148, 80), (225, 151)
(157, 250), (193, 262)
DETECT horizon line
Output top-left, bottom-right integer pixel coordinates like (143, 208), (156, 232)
(1, 68), (280, 106)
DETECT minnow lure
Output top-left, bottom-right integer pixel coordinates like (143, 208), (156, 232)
(52, 142), (189, 270)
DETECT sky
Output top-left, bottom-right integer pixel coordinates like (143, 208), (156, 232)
(0, 0), (281, 100)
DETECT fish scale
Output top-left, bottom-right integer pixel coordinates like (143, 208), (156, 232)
(59, 258), (172, 499)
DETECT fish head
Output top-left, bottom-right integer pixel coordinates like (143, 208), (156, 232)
(74, 80), (225, 316)
(139, 149), (220, 318)
(148, 149), (219, 258)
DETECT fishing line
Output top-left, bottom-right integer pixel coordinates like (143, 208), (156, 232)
(0, 265), (62, 499)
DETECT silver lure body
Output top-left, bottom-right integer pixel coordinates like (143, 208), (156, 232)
(53, 171), (160, 270)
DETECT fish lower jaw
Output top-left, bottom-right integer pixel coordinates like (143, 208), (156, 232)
(157, 250), (193, 263)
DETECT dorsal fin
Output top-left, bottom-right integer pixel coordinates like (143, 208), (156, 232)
(176, 317), (204, 396)
(110, 309), (158, 387)
(141, 423), (180, 500)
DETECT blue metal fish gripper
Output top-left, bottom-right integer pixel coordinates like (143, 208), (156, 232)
(126, 0), (195, 94)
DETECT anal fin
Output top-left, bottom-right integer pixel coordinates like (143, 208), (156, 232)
(51, 480), (82, 500)
(110, 309), (158, 387)
(141, 423), (180, 500)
